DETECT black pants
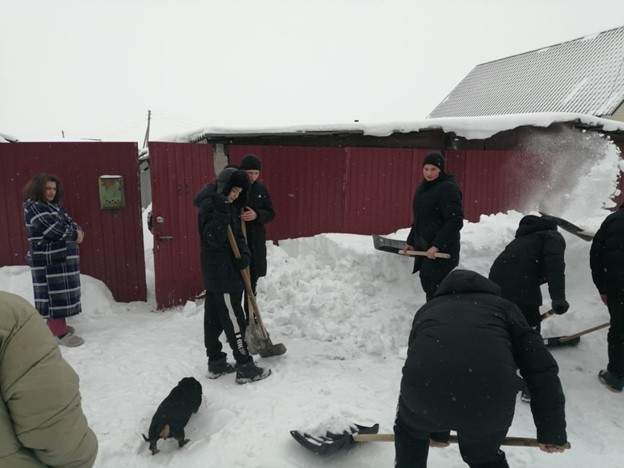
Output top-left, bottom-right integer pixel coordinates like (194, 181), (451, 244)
(607, 289), (624, 375)
(516, 302), (541, 332)
(419, 256), (458, 302)
(204, 291), (250, 364)
(395, 405), (509, 468)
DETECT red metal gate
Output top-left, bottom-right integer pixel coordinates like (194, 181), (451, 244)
(149, 143), (215, 309)
(0, 142), (146, 303)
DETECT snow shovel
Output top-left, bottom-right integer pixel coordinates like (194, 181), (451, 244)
(372, 234), (451, 258)
(227, 225), (286, 358)
(538, 212), (595, 242)
(290, 423), (571, 456)
(540, 309), (581, 347)
(544, 321), (610, 347)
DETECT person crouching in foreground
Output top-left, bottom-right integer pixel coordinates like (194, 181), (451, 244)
(395, 269), (567, 468)
(196, 168), (270, 384)
(0, 291), (97, 467)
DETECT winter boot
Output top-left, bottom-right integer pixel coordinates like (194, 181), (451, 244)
(598, 369), (624, 392)
(207, 356), (236, 379)
(235, 360), (271, 384)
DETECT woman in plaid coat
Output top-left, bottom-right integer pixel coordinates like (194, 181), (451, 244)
(23, 173), (85, 347)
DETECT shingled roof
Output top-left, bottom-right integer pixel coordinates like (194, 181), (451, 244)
(428, 26), (624, 119)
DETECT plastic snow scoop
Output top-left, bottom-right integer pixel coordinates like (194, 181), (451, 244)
(544, 321), (610, 347)
(290, 423), (570, 456)
(227, 225), (286, 358)
(540, 309), (581, 347)
(538, 212), (595, 242)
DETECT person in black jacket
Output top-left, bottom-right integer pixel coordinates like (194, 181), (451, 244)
(195, 167), (270, 384)
(590, 204), (624, 392)
(405, 152), (463, 301)
(239, 154), (276, 321)
(394, 269), (568, 468)
(489, 215), (570, 332)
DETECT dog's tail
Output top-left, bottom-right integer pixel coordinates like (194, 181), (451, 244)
(142, 433), (150, 442)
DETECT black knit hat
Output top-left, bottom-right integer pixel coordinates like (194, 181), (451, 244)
(240, 154), (262, 171)
(423, 151), (445, 171)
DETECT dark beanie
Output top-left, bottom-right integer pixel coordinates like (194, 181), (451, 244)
(240, 154), (262, 171)
(423, 151), (445, 171)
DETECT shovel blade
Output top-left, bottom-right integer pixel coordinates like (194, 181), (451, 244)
(290, 423), (379, 456)
(544, 336), (581, 347)
(246, 320), (286, 357)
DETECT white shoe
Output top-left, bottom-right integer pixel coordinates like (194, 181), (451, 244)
(57, 333), (84, 347)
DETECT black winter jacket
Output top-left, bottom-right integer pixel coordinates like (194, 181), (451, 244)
(195, 184), (251, 294)
(244, 181), (275, 278)
(489, 215), (566, 306)
(406, 173), (463, 275)
(400, 269), (567, 445)
(590, 206), (624, 295)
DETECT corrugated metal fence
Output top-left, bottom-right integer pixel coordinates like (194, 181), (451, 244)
(0, 142), (146, 303)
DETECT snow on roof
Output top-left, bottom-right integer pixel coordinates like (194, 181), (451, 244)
(164, 112), (624, 143)
(429, 25), (624, 118)
(0, 132), (19, 143)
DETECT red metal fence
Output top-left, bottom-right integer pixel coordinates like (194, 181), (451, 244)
(4, 141), (620, 311)
(0, 142), (146, 303)
(229, 146), (536, 238)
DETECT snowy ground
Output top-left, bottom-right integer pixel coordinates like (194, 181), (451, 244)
(3, 143), (624, 467)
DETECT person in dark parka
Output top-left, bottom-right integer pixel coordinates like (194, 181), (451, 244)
(394, 269), (568, 468)
(405, 152), (463, 301)
(195, 167), (270, 384)
(239, 154), (276, 320)
(590, 203), (624, 392)
(489, 215), (569, 332)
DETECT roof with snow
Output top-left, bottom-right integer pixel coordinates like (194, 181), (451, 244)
(428, 26), (624, 119)
(167, 113), (624, 144)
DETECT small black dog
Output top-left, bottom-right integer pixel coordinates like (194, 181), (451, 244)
(142, 377), (203, 455)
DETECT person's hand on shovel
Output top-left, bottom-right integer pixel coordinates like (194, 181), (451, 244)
(426, 246), (440, 259)
(539, 443), (568, 453)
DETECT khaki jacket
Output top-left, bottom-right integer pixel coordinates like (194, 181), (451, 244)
(0, 291), (97, 467)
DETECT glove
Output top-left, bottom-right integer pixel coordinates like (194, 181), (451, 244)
(552, 299), (570, 315)
(233, 255), (250, 270)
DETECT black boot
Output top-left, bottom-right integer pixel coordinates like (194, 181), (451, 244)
(235, 359), (271, 384)
(598, 369), (624, 392)
(207, 356), (235, 379)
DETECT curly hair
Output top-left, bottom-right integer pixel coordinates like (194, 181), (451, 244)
(23, 173), (64, 203)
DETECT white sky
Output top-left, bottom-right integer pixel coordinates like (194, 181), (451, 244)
(1, 0), (623, 144)
(1, 137), (623, 466)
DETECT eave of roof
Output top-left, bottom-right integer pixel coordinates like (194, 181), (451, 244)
(164, 113), (624, 144)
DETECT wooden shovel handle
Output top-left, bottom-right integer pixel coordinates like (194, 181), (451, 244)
(226, 225), (269, 338)
(353, 433), (571, 448)
(559, 322), (610, 342)
(398, 250), (451, 259)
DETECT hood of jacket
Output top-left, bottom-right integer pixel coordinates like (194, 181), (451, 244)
(515, 215), (557, 238)
(193, 183), (217, 208)
(434, 269), (501, 298)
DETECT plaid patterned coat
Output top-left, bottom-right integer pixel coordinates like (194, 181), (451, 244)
(23, 199), (82, 319)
